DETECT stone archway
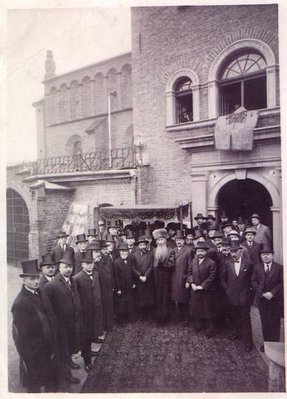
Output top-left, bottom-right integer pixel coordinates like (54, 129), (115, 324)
(207, 171), (282, 262)
(7, 188), (30, 264)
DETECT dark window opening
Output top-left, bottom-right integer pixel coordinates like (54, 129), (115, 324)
(175, 78), (193, 123)
(219, 52), (267, 115)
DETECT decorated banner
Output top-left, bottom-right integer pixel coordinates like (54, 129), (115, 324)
(62, 201), (89, 247)
(215, 107), (259, 151)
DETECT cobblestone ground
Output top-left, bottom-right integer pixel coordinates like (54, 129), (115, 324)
(8, 264), (284, 393)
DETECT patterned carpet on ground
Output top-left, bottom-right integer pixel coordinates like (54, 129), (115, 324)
(82, 318), (268, 393)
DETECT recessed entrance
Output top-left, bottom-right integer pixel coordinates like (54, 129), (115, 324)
(217, 178), (272, 227)
(7, 189), (30, 264)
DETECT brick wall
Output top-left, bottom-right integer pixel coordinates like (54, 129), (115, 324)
(131, 5), (279, 205)
(44, 109), (133, 157)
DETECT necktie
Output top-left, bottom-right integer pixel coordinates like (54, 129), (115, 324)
(34, 290), (39, 296)
(265, 264), (270, 275)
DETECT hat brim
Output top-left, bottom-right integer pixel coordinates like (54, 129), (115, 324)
(76, 240), (88, 244)
(58, 234), (69, 238)
(40, 263), (55, 267)
(19, 272), (40, 277)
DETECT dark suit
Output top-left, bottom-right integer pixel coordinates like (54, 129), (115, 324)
(11, 285), (58, 392)
(251, 261), (283, 341)
(73, 268), (104, 366)
(113, 257), (136, 319)
(170, 246), (192, 321)
(221, 257), (253, 346)
(51, 243), (74, 265)
(45, 273), (82, 383)
(74, 249), (86, 275)
(252, 223), (272, 247)
(187, 256), (221, 321)
(241, 240), (261, 266)
(131, 250), (154, 308)
(97, 256), (115, 331)
(39, 274), (52, 288)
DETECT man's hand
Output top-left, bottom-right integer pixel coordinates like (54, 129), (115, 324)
(196, 285), (203, 290)
(262, 292), (273, 300)
(116, 290), (121, 296)
(140, 276), (147, 283)
(132, 284), (136, 289)
(185, 282), (190, 289)
(191, 283), (197, 291)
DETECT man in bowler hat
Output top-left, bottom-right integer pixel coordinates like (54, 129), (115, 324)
(39, 254), (56, 287)
(51, 231), (74, 267)
(251, 247), (283, 352)
(12, 259), (59, 392)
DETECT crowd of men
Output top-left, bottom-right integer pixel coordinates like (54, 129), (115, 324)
(11, 212), (283, 393)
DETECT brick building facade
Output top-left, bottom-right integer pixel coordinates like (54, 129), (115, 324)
(7, 4), (282, 263)
(131, 5), (281, 261)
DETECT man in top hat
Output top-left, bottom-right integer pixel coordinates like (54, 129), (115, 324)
(237, 216), (246, 243)
(220, 240), (254, 351)
(166, 222), (178, 249)
(87, 228), (98, 245)
(185, 228), (195, 248)
(131, 236), (154, 319)
(251, 247), (283, 352)
(12, 260), (59, 392)
(126, 231), (137, 256)
(73, 250), (103, 371)
(186, 241), (221, 337)
(241, 228), (261, 265)
(193, 229), (205, 246)
(193, 213), (207, 232)
(107, 221), (121, 247)
(152, 228), (175, 322)
(74, 233), (88, 275)
(98, 220), (108, 241)
(218, 211), (228, 231)
(97, 238), (116, 333)
(51, 231), (74, 268)
(45, 256), (82, 386)
(171, 230), (193, 322)
(250, 213), (272, 248)
(39, 254), (56, 287)
(113, 242), (136, 322)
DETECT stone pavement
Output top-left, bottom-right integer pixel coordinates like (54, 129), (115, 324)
(7, 264), (284, 393)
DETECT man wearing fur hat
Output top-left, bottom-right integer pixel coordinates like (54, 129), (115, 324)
(152, 228), (175, 322)
(12, 259), (59, 392)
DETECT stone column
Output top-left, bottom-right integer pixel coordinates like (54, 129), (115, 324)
(271, 206), (282, 264)
(166, 90), (175, 125)
(208, 80), (218, 119)
(191, 171), (208, 218)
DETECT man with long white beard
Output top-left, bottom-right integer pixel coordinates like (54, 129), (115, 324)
(152, 228), (175, 322)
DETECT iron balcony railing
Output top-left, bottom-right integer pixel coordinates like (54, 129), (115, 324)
(21, 146), (137, 176)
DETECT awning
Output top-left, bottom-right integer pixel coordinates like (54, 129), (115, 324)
(100, 203), (189, 221)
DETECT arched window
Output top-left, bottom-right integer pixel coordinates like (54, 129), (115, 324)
(165, 69), (199, 126)
(175, 78), (193, 123)
(81, 76), (93, 117)
(106, 68), (118, 110)
(70, 80), (81, 120)
(59, 83), (69, 122)
(208, 39), (277, 118)
(219, 51), (267, 115)
(94, 72), (105, 114)
(120, 64), (132, 109)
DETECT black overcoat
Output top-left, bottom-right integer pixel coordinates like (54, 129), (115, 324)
(131, 250), (154, 307)
(152, 247), (175, 319)
(73, 267), (104, 341)
(97, 257), (115, 331)
(45, 273), (82, 354)
(220, 257), (253, 306)
(113, 257), (136, 316)
(51, 243), (74, 265)
(187, 255), (221, 319)
(171, 246), (192, 303)
(11, 285), (58, 389)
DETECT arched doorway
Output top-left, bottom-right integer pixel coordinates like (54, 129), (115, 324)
(217, 179), (273, 228)
(7, 189), (30, 264)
